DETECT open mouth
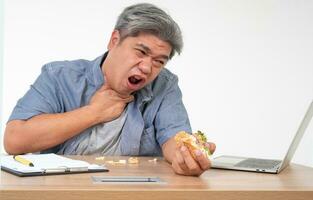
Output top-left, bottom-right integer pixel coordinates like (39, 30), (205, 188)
(127, 75), (145, 90)
(128, 76), (142, 85)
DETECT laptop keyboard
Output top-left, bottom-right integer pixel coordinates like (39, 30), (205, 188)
(234, 158), (281, 169)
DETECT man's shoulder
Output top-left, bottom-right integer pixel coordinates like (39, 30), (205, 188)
(157, 68), (178, 83)
(34, 57), (103, 88)
(147, 68), (179, 96)
(42, 58), (95, 75)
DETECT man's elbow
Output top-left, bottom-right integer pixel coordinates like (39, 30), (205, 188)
(3, 121), (27, 155)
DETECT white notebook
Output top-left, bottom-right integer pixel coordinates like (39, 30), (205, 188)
(1, 153), (108, 177)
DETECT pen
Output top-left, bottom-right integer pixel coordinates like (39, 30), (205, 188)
(13, 155), (34, 167)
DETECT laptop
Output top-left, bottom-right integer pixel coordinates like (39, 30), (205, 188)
(211, 101), (313, 174)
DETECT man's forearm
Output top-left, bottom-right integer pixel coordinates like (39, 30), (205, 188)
(4, 105), (99, 154)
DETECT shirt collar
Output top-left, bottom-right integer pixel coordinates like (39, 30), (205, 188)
(134, 82), (153, 103)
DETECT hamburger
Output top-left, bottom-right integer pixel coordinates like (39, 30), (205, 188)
(174, 130), (211, 158)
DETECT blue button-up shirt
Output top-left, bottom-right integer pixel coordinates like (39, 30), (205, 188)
(8, 54), (191, 156)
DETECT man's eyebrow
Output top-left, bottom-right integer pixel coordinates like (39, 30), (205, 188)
(136, 43), (169, 61)
(136, 43), (151, 53)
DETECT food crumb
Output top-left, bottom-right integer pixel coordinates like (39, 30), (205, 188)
(106, 160), (127, 165)
(128, 157), (139, 164)
(95, 156), (105, 160)
(148, 158), (158, 162)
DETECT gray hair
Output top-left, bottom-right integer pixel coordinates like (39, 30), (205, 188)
(114, 3), (183, 59)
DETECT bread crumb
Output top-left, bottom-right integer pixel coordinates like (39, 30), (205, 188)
(106, 160), (127, 165)
(118, 159), (127, 164)
(148, 158), (158, 162)
(95, 156), (105, 160)
(128, 157), (139, 164)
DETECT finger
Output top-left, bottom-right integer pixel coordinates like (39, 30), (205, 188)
(104, 89), (126, 99)
(124, 95), (134, 103)
(175, 150), (189, 172)
(205, 142), (216, 154)
(172, 159), (188, 175)
(113, 94), (134, 102)
(112, 89), (133, 99)
(180, 146), (201, 173)
(194, 149), (211, 171)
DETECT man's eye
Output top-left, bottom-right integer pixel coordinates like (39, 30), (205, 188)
(156, 60), (164, 65)
(153, 60), (165, 68)
(136, 49), (146, 56)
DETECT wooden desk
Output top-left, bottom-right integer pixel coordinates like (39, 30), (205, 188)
(1, 156), (313, 200)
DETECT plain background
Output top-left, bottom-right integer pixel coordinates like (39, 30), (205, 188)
(0, 0), (4, 155)
(1, 0), (313, 167)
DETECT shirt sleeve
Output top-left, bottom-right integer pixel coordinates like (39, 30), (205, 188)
(154, 76), (192, 146)
(8, 64), (62, 122)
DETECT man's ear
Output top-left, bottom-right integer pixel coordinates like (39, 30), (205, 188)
(107, 30), (121, 50)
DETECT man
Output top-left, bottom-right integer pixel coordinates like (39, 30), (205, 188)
(4, 3), (215, 176)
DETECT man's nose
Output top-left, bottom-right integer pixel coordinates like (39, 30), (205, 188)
(138, 57), (152, 74)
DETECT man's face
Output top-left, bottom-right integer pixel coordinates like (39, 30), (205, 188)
(102, 31), (172, 96)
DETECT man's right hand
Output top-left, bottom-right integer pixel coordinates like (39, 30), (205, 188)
(88, 85), (134, 123)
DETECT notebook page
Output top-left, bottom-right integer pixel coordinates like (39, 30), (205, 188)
(1, 153), (90, 173)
